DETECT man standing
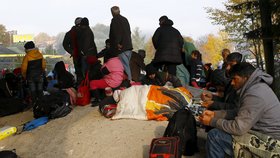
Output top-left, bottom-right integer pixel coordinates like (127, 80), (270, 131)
(21, 41), (46, 103)
(79, 17), (98, 77)
(109, 6), (133, 81)
(63, 17), (83, 84)
(217, 48), (230, 69)
(199, 62), (280, 157)
(152, 16), (184, 75)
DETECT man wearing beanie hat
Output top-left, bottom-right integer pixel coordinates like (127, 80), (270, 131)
(63, 17), (83, 84)
(21, 41), (46, 103)
(79, 17), (97, 57)
(79, 17), (98, 81)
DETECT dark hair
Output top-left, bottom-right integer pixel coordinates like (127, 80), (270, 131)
(145, 63), (157, 75)
(54, 61), (66, 75)
(138, 49), (146, 58)
(24, 41), (35, 50)
(228, 62), (255, 78)
(226, 52), (243, 63)
(105, 39), (110, 44)
(210, 69), (228, 86)
(191, 50), (202, 61)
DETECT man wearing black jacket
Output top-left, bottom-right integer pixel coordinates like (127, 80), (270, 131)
(63, 17), (83, 84)
(109, 6), (133, 81)
(152, 16), (184, 76)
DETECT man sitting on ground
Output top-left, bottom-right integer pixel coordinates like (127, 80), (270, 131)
(199, 62), (280, 157)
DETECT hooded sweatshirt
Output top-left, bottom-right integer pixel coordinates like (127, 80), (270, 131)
(21, 48), (46, 80)
(210, 68), (280, 140)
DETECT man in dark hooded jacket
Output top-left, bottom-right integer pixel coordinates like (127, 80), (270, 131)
(78, 17), (98, 81)
(63, 17), (83, 84)
(152, 16), (184, 76)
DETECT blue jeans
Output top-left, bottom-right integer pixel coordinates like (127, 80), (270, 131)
(118, 50), (132, 80)
(28, 78), (43, 102)
(206, 128), (233, 158)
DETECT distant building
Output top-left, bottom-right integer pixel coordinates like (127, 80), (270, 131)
(13, 34), (34, 43)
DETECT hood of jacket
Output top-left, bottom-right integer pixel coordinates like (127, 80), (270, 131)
(237, 68), (273, 97)
(26, 48), (43, 59)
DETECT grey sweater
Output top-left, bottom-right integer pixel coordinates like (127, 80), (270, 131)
(210, 68), (280, 140)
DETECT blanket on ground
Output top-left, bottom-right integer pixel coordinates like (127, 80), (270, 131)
(112, 85), (192, 121)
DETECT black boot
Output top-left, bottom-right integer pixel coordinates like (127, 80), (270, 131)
(97, 96), (116, 112)
(91, 90), (101, 107)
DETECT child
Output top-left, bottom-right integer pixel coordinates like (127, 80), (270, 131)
(190, 50), (205, 88)
(21, 41), (46, 103)
(141, 63), (182, 87)
(89, 56), (124, 104)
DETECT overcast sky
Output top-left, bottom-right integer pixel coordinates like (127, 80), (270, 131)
(1, 0), (226, 40)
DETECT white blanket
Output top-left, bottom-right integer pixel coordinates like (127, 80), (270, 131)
(112, 85), (150, 120)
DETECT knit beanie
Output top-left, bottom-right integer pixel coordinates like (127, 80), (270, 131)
(24, 41), (35, 50)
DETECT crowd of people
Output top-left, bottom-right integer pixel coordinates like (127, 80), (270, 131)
(1, 5), (280, 158)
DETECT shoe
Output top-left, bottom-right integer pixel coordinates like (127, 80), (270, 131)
(91, 98), (101, 107)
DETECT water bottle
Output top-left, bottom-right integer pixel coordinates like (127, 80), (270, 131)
(0, 126), (17, 140)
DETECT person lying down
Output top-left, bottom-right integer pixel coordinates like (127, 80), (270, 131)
(101, 85), (193, 121)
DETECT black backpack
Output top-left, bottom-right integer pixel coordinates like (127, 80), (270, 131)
(49, 102), (72, 119)
(0, 150), (18, 158)
(33, 91), (72, 119)
(0, 98), (27, 117)
(163, 108), (199, 156)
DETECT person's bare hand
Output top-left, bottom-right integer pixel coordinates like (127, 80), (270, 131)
(201, 100), (214, 108)
(203, 110), (215, 118)
(199, 110), (215, 126)
(201, 92), (213, 101)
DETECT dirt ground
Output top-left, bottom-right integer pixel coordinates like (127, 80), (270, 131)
(0, 105), (207, 158)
